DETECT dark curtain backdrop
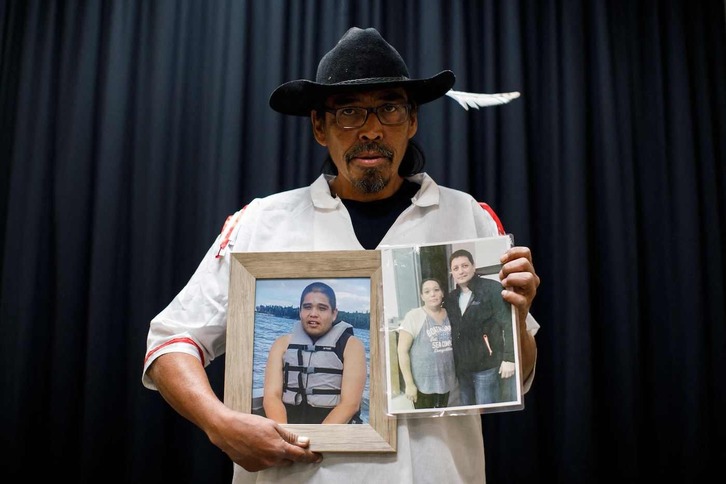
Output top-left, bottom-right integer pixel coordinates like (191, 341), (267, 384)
(2, 1), (725, 483)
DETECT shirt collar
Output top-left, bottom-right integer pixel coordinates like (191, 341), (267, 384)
(407, 173), (440, 207)
(311, 174), (341, 209)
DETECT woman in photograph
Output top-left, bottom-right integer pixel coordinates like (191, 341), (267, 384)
(397, 278), (456, 409)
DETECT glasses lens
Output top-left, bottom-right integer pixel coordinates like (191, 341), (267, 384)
(334, 104), (409, 128)
(336, 108), (367, 128)
(377, 104), (408, 125)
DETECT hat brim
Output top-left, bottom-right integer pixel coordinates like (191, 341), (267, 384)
(269, 70), (456, 116)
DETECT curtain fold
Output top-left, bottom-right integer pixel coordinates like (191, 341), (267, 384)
(1, 1), (724, 482)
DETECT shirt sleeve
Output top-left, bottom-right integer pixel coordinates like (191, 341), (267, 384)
(141, 218), (241, 390)
(398, 307), (424, 339)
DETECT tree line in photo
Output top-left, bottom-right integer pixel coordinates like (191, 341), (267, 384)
(256, 305), (370, 331)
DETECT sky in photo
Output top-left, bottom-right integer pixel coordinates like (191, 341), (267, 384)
(255, 278), (371, 313)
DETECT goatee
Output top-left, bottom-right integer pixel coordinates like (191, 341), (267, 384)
(352, 168), (388, 194)
(346, 141), (395, 194)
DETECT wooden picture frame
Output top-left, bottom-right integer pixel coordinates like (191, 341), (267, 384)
(224, 250), (397, 453)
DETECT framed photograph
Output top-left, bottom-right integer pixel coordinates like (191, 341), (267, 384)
(224, 250), (396, 453)
(380, 235), (524, 416)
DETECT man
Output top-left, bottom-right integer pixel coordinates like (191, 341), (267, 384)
(263, 282), (366, 424)
(142, 27), (540, 483)
(446, 249), (517, 405)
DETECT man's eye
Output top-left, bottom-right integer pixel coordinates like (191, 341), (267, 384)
(339, 108), (359, 116)
(381, 104), (398, 113)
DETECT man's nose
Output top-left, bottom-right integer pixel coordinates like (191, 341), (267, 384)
(358, 112), (383, 140)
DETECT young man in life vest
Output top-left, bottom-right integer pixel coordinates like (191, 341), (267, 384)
(262, 282), (367, 424)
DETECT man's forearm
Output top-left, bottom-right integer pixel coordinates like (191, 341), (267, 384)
(148, 352), (228, 434)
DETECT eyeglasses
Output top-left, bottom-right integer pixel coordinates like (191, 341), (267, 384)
(322, 103), (412, 129)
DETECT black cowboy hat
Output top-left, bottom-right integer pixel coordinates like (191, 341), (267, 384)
(269, 27), (456, 116)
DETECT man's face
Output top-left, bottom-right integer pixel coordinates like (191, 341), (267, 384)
(311, 87), (418, 201)
(450, 256), (476, 287)
(299, 291), (338, 339)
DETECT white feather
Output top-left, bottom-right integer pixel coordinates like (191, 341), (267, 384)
(444, 90), (521, 110)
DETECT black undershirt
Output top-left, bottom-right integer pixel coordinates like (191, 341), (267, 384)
(340, 180), (421, 250)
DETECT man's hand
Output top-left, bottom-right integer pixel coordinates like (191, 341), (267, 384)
(499, 246), (540, 323)
(208, 409), (323, 472)
(498, 245), (540, 381)
(147, 353), (322, 473)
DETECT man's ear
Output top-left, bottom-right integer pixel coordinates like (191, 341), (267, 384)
(311, 111), (327, 146)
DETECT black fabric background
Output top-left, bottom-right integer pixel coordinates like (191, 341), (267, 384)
(1, 1), (725, 482)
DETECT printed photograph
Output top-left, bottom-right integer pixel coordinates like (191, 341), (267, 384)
(380, 235), (524, 416)
(251, 277), (372, 424)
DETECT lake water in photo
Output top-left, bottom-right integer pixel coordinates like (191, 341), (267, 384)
(252, 312), (371, 423)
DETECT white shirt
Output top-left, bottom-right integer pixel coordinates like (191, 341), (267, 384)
(143, 173), (540, 484)
(459, 290), (473, 314)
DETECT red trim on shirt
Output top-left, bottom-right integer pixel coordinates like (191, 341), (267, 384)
(144, 337), (206, 366)
(479, 202), (505, 235)
(216, 205), (249, 258)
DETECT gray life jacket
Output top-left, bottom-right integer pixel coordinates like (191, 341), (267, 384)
(282, 320), (353, 408)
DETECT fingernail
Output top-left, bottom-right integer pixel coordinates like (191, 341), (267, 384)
(298, 436), (310, 444)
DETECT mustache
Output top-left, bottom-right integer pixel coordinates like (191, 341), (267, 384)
(345, 142), (394, 163)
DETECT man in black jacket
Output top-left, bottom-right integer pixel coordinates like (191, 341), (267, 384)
(446, 249), (517, 404)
